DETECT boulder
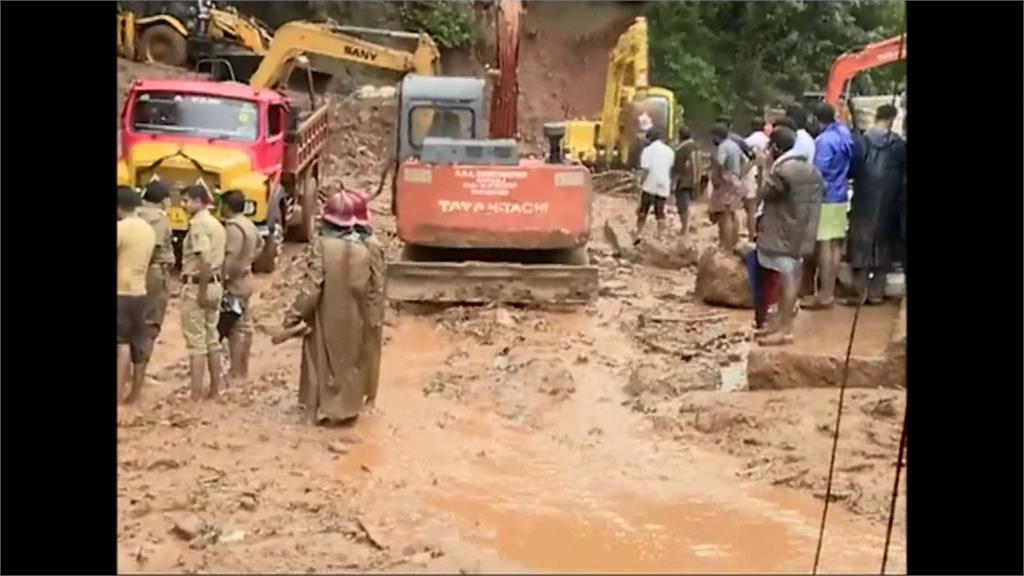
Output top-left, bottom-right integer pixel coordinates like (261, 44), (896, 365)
(695, 247), (752, 308)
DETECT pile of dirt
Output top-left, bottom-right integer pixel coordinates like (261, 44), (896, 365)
(321, 96), (396, 194)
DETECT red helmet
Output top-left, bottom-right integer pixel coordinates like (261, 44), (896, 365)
(347, 190), (370, 226)
(322, 191), (356, 227)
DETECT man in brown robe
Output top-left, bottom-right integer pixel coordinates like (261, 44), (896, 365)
(282, 190), (385, 425)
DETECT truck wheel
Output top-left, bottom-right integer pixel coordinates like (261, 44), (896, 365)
(292, 174), (319, 243)
(253, 222), (282, 274)
(138, 24), (187, 67)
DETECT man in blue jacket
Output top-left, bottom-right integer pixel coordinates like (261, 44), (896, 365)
(802, 102), (854, 310)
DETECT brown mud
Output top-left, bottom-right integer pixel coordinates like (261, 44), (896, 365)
(117, 9), (905, 570)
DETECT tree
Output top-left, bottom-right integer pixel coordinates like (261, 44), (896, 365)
(647, 1), (905, 128)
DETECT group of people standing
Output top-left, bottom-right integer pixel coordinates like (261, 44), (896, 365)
(635, 99), (907, 347)
(116, 184), (385, 426)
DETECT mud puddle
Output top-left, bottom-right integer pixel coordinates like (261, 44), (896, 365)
(331, 313), (903, 574)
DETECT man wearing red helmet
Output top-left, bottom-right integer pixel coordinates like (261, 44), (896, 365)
(282, 188), (385, 424)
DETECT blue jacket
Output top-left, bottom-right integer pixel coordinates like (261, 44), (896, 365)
(813, 122), (854, 204)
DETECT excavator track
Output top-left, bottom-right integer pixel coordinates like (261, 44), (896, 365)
(386, 247), (599, 304)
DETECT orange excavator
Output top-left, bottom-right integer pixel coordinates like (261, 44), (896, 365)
(821, 34), (907, 126)
(384, 0), (598, 304)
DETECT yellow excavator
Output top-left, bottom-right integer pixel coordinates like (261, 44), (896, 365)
(118, 20), (440, 272)
(117, 2), (273, 79)
(561, 17), (681, 170)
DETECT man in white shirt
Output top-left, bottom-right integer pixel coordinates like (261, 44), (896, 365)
(635, 129), (675, 240)
(743, 118), (771, 240)
(783, 106), (817, 161)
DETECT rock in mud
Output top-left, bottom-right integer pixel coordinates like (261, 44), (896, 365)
(636, 238), (700, 270)
(693, 405), (752, 435)
(602, 219), (638, 261)
(695, 247), (753, 308)
(170, 514), (205, 541)
(513, 358), (575, 399)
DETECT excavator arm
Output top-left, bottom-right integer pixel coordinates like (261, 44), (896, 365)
(825, 34), (907, 106)
(249, 21), (441, 90)
(489, 0), (522, 139)
(596, 17), (649, 151)
(209, 6), (273, 55)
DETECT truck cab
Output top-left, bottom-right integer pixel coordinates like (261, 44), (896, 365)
(117, 79), (313, 269)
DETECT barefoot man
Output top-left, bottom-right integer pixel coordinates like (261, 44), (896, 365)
(283, 190), (385, 425)
(755, 127), (824, 346)
(117, 186), (156, 403)
(220, 189), (263, 381)
(130, 181), (174, 403)
(709, 123), (745, 250)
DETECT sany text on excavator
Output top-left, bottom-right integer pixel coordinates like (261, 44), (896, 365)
(385, 0), (599, 304)
(117, 21), (440, 272)
(561, 17), (681, 170)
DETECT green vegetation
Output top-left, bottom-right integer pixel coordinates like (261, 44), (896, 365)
(647, 1), (906, 126)
(395, 0), (483, 50)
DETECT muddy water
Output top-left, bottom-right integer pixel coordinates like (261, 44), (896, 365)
(335, 314), (903, 574)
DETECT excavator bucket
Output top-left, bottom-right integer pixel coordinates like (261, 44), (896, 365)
(386, 260), (599, 304)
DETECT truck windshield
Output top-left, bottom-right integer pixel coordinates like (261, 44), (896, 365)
(131, 92), (259, 141)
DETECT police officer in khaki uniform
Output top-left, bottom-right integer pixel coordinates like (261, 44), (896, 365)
(128, 181), (176, 403)
(180, 184), (227, 400)
(220, 190), (264, 382)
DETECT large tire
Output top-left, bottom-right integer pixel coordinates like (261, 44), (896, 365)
(138, 24), (188, 67)
(290, 173), (319, 243)
(253, 221), (281, 274)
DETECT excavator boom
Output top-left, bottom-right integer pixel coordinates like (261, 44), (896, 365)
(825, 34), (907, 106)
(489, 0), (522, 139)
(249, 21), (441, 89)
(596, 17), (649, 152)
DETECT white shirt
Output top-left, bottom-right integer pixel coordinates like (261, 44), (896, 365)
(640, 139), (675, 198)
(795, 129), (816, 162)
(745, 131), (770, 152)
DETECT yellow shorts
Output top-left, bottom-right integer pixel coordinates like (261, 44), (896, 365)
(817, 203), (849, 241)
(180, 283), (223, 355)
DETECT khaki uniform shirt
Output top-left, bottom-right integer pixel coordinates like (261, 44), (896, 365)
(138, 203), (175, 268)
(223, 214), (263, 296)
(182, 208), (226, 278)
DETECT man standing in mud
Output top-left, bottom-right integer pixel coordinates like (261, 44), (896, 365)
(127, 181), (175, 403)
(634, 128), (675, 240)
(845, 104), (906, 305)
(670, 125), (698, 236)
(220, 190), (264, 382)
(180, 184), (227, 400)
(118, 186), (156, 404)
(755, 127), (824, 346)
(709, 123), (745, 251)
(283, 190), (385, 425)
(803, 102), (854, 310)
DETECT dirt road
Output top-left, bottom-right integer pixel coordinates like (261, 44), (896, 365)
(117, 180), (905, 573)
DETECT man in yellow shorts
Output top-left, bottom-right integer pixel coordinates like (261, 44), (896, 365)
(180, 185), (227, 399)
(803, 102), (854, 309)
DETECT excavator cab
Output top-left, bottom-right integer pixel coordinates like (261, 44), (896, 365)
(387, 74), (598, 304)
(394, 75), (487, 162)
